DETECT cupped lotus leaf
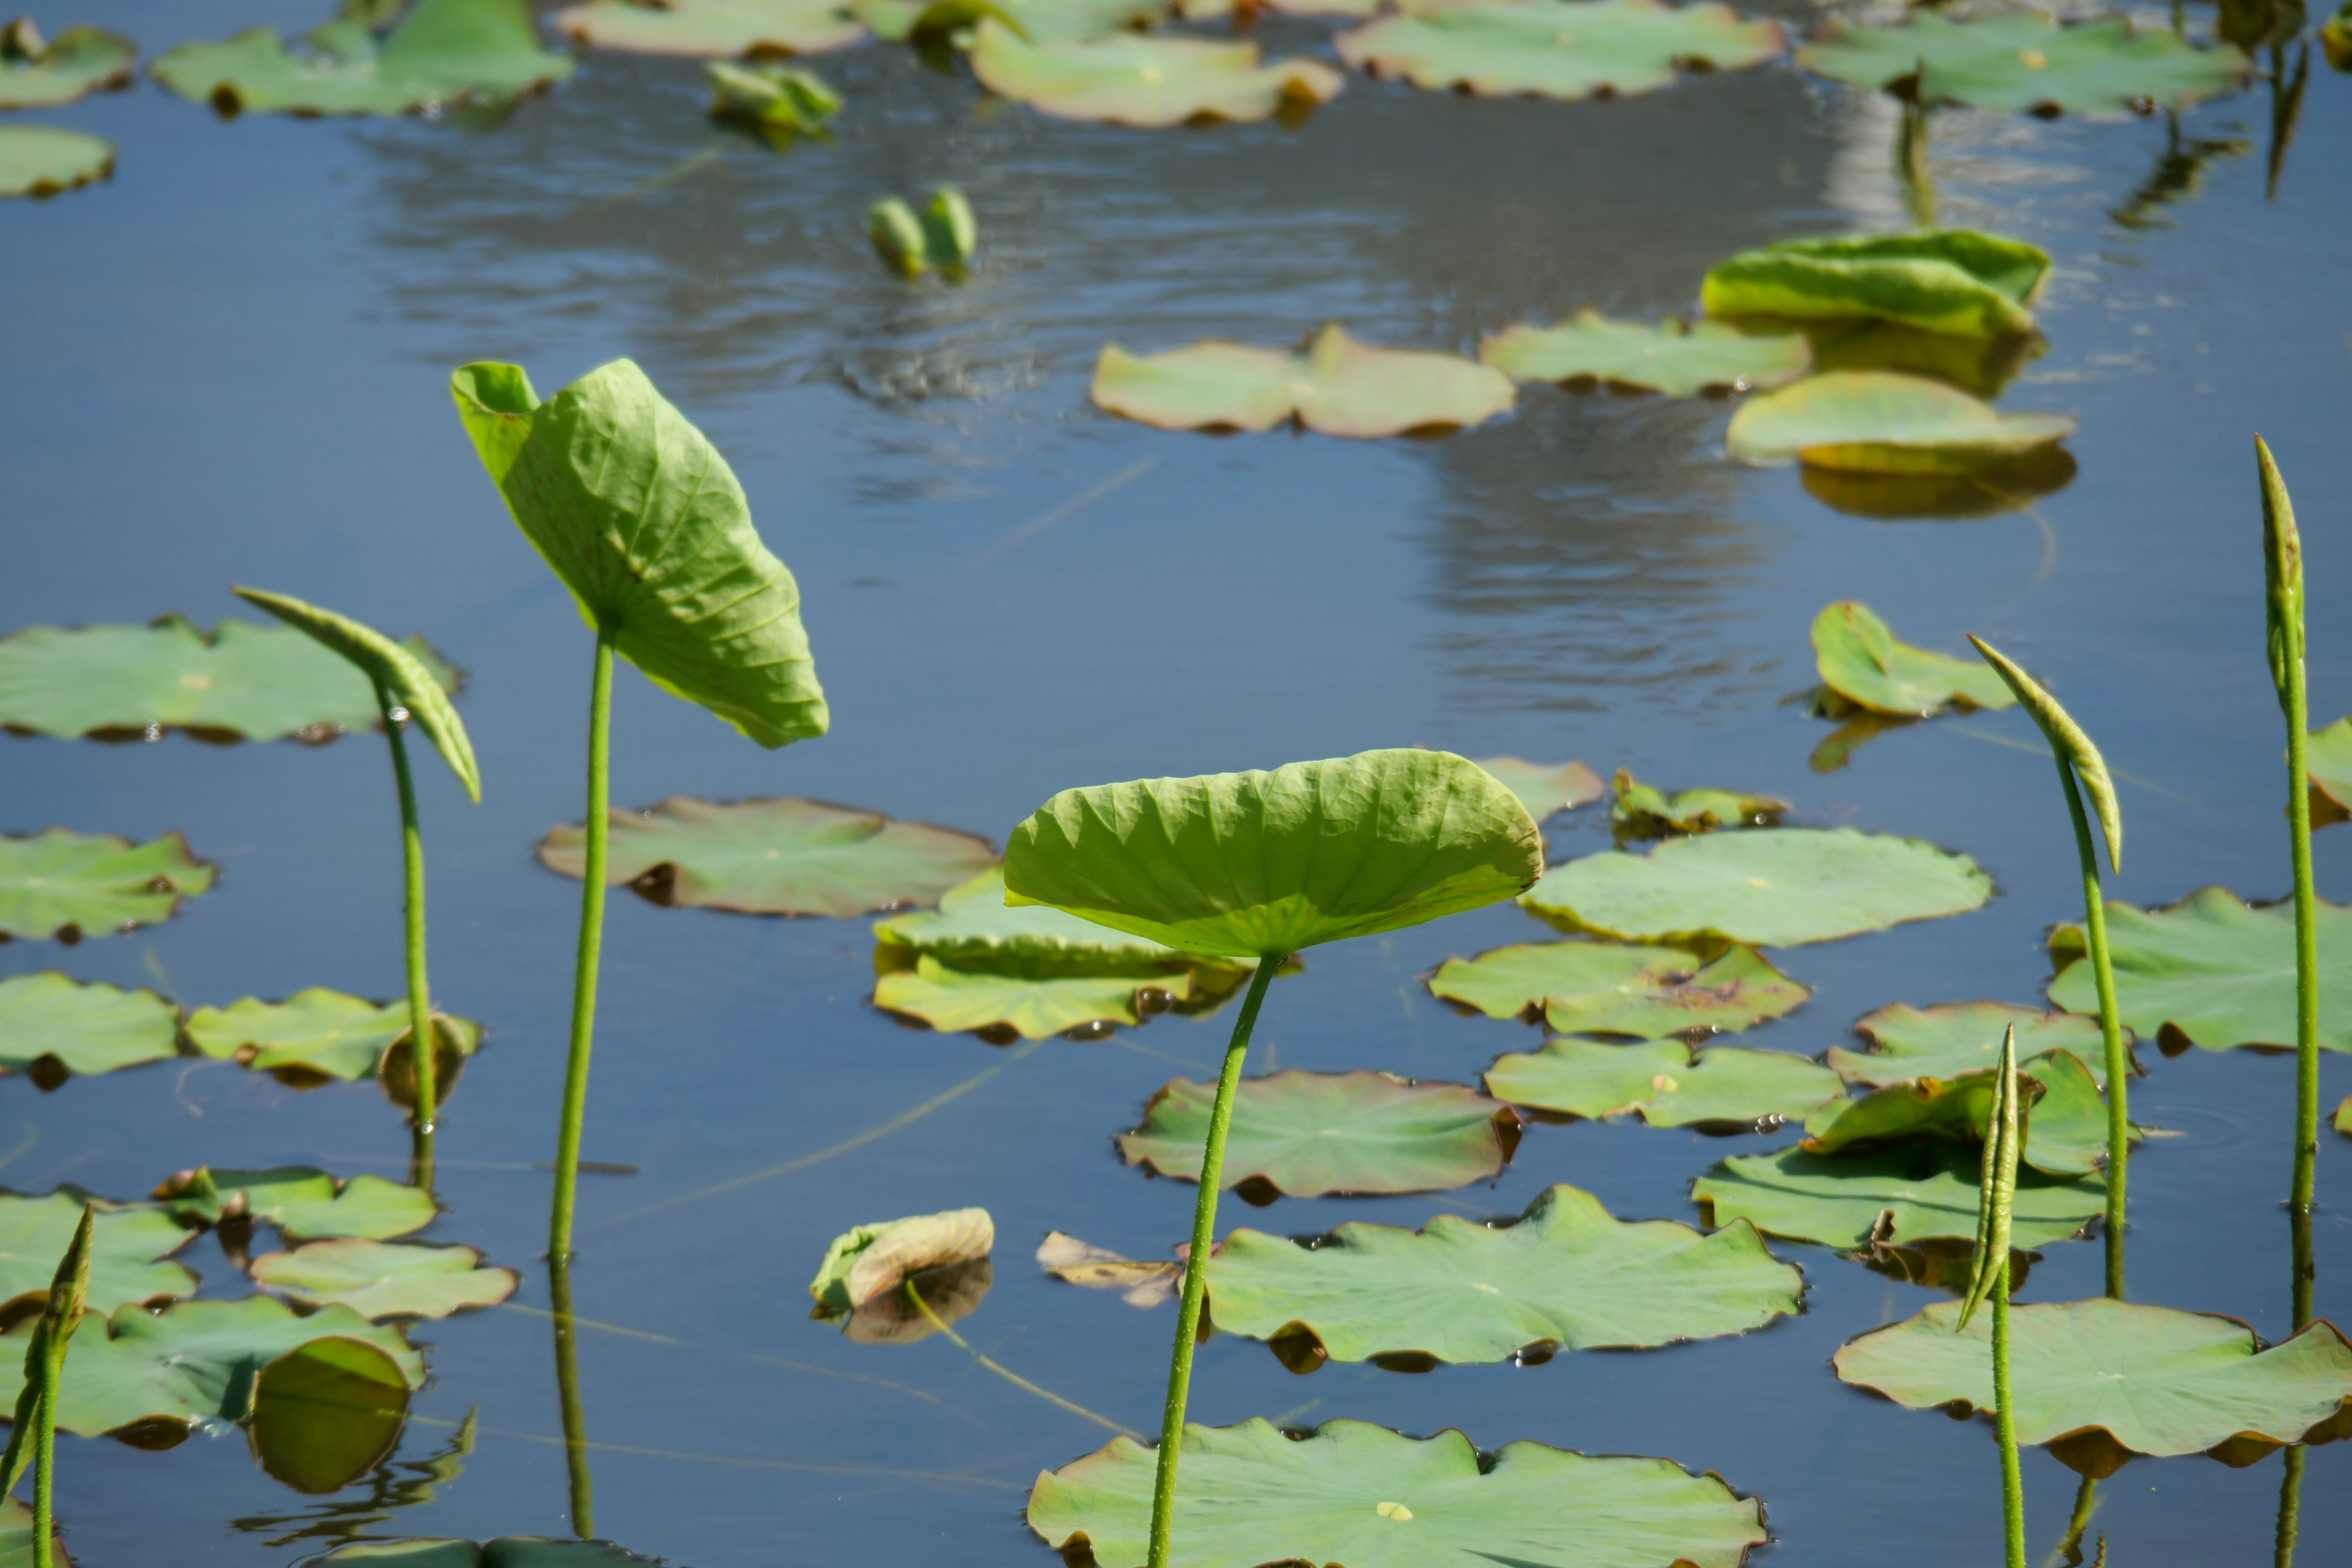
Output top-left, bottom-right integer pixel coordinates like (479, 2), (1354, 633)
(1523, 827), (1991, 948)
(840, 1257), (993, 1345)
(185, 990), (480, 1087)
(154, 0), (576, 117)
(1702, 230), (2049, 339)
(0, 1191), (195, 1317)
(1093, 326), (1513, 439)
(708, 59), (839, 131)
(1692, 1144), (2105, 1249)
(0, 19), (135, 108)
(810, 1207), (993, 1313)
(1027, 1417), (1769, 1568)
(1471, 756), (1604, 822)
(555, 0), (865, 56)
(873, 956), (1191, 1039)
(972, 20), (1343, 126)
(0, 829), (215, 941)
(0, 972), (179, 1079)
(1005, 750), (1544, 960)
(541, 796), (995, 918)
(1796, 12), (2251, 116)
(307, 1541), (665, 1564)
(154, 1167), (437, 1242)
(1811, 601), (2015, 717)
(1833, 1298), (2352, 1455)
(1484, 1038), (1846, 1128)
(0, 123), (109, 197)
(876, 867), (1182, 967)
(1428, 940), (1809, 1036)
(2049, 886), (2352, 1052)
(1830, 1001), (2115, 1088)
(1800, 1049), (2126, 1177)
(1336, 0), (1782, 100)
(1038, 1232), (1179, 1308)
(1480, 312), (1810, 397)
(451, 358), (827, 749)
(1610, 771), (1787, 836)
(1117, 1071), (1516, 1197)
(1728, 372), (2076, 473)
(252, 1240), (519, 1320)
(250, 1335), (413, 1494)
(2306, 716), (2352, 818)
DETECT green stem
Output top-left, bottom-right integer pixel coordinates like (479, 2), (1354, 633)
(2274, 1442), (2304, 1568)
(549, 1252), (595, 1539)
(32, 1329), (61, 1568)
(2286, 632), (2320, 1245)
(1992, 1250), (2025, 1568)
(2289, 1202), (2314, 1344)
(409, 1123), (437, 1194)
(1147, 956), (1281, 1568)
(550, 631), (616, 1266)
(2040, 1472), (2099, 1568)
(2057, 762), (2127, 1298)
(1897, 95), (1936, 231)
(379, 681), (437, 1134)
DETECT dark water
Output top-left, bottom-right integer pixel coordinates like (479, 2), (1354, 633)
(4, 1), (2350, 1562)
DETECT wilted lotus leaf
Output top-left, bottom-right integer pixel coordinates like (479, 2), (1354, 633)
(1830, 1000), (2115, 1088)
(1834, 1298), (2352, 1455)
(1800, 1049), (2125, 1177)
(1336, 0), (1782, 100)
(1796, 12), (2251, 116)
(2049, 886), (2352, 1052)
(1703, 230), (2049, 339)
(1484, 1038), (1845, 1128)
(154, 1167), (437, 1242)
(1038, 1232), (1179, 1308)
(1429, 940), (1808, 1036)
(186, 990), (479, 1098)
(2308, 717), (2352, 820)
(810, 1207), (993, 1314)
(1811, 601), (2016, 717)
(973, 19), (1341, 125)
(154, 0), (576, 116)
(1728, 371), (2076, 472)
(0, 123), (110, 197)
(0, 1190), (196, 1317)
(1610, 770), (1787, 837)
(1523, 827), (1991, 948)
(249, 1335), (414, 1494)
(709, 58), (838, 132)
(1095, 325), (1513, 438)
(308, 1541), (667, 1564)
(1030, 1419), (1768, 1568)
(876, 867), (1180, 966)
(0, 829), (215, 942)
(556, 0), (864, 56)
(540, 796), (997, 918)
(1118, 1071), (1517, 1198)
(1471, 756), (1604, 821)
(874, 956), (1194, 1040)
(1693, 1144), (2105, 1248)
(1481, 312), (1809, 397)
(0, 972), (179, 1080)
(252, 1239), (519, 1321)
(0, 18), (135, 107)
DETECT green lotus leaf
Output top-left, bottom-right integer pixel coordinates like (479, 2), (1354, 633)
(0, 828), (215, 941)
(1800, 1048), (2127, 1177)
(708, 59), (840, 134)
(1027, 1417), (1769, 1568)
(974, 21), (1343, 126)
(1336, 0), (1782, 100)
(0, 971), (179, 1080)
(0, 18), (136, 108)
(872, 954), (1191, 1039)
(868, 0), (1163, 43)
(1093, 325), (1513, 438)
(1117, 1071), (1516, 1197)
(1005, 750), (1544, 960)
(1429, 939), (1809, 1036)
(1804, 317), (2043, 400)
(1610, 770), (1788, 836)
(1812, 601), (2016, 718)
(2308, 716), (2352, 816)
(2337, 1093), (2352, 1135)
(1484, 1038), (1846, 1128)
(154, 0), (576, 118)
(184, 989), (481, 1088)
(2049, 886), (2352, 1052)
(0, 1190), (195, 1317)
(876, 867), (1183, 967)
(451, 358), (827, 749)
(1523, 827), (1991, 948)
(1480, 312), (1810, 397)
(0, 616), (459, 742)
(251, 1239), (519, 1320)
(0, 123), (110, 197)
(1829, 1001), (2116, 1088)
(1796, 12), (2251, 116)
(1728, 371), (2076, 473)
(153, 1166), (438, 1242)
(1469, 756), (1604, 822)
(810, 1207), (993, 1313)
(1702, 230), (2049, 339)
(250, 1335), (413, 1494)
(555, 0), (865, 55)
(0, 1497), (59, 1567)
(1833, 1298), (2352, 1455)
(1692, 1144), (2106, 1249)
(306, 1541), (666, 1564)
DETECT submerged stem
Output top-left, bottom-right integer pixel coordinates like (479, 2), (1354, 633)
(2057, 761), (2127, 1298)
(551, 631), (617, 1266)
(1992, 1250), (2024, 1568)
(549, 1253), (595, 1539)
(379, 681), (437, 1134)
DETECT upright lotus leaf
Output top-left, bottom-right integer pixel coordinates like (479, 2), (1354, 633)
(307, 1542), (666, 1564)
(1610, 771), (1788, 836)
(154, 0), (577, 117)
(708, 59), (840, 132)
(1729, 372), (2076, 473)
(1524, 827), (1991, 948)
(0, 20), (135, 108)
(1796, 12), (2252, 116)
(451, 358), (827, 749)
(251, 1240), (519, 1320)
(1702, 230), (2049, 339)
(1830, 1001), (2116, 1088)
(1480, 312), (1811, 397)
(973, 21), (1342, 126)
(1428, 940), (1809, 1036)
(0, 1192), (195, 1317)
(1800, 1049), (2127, 1177)
(1093, 326), (1513, 439)
(2048, 887), (2352, 1052)
(249, 1335), (415, 1494)
(153, 1167), (437, 1242)
(873, 956), (1194, 1039)
(1336, 0), (1782, 100)
(1812, 601), (2016, 717)
(1471, 757), (1604, 822)
(2309, 717), (2352, 820)
(1693, 1145), (2106, 1249)
(1484, 1038), (1847, 1128)
(0, 123), (109, 197)
(554, 0), (865, 56)
(185, 989), (481, 1085)
(1118, 1071), (1517, 1197)
(1028, 1419), (1770, 1568)
(0, 973), (179, 1080)
(0, 830), (215, 942)
(876, 867), (1183, 966)
(809, 1208), (993, 1314)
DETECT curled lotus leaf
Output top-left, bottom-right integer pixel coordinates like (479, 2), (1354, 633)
(1796, 12), (2252, 116)
(876, 867), (1182, 967)
(1336, 0), (1783, 100)
(1094, 325), (1513, 439)
(1610, 770), (1787, 836)
(185, 989), (480, 1095)
(1471, 756), (1604, 822)
(153, 1167), (438, 1242)
(251, 1239), (519, 1321)
(1480, 312), (1810, 397)
(1117, 1071), (1517, 1198)
(154, 0), (576, 118)
(872, 955), (1194, 1040)
(973, 19), (1341, 126)
(0, 123), (110, 197)
(1799, 1048), (2128, 1177)
(1833, 1298), (2352, 1456)
(810, 1207), (993, 1313)
(1702, 230), (2049, 339)
(2307, 716), (2352, 820)
(1692, 1144), (2106, 1249)
(1812, 601), (2016, 717)
(555, 0), (866, 56)
(0, 1190), (195, 1317)
(1428, 940), (1808, 1036)
(1027, 1417), (1770, 1568)
(1484, 1038), (1846, 1129)
(1038, 1232), (1179, 1308)
(1829, 1000), (2117, 1089)
(0, 972), (180, 1080)
(1728, 371), (2076, 473)
(842, 1257), (993, 1345)
(305, 1541), (669, 1564)
(0, 18), (137, 108)
(0, 829), (215, 942)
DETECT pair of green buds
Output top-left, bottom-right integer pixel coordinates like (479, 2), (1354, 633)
(869, 187), (978, 279)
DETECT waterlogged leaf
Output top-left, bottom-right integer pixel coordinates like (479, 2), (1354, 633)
(0, 829), (215, 942)
(1834, 1298), (2352, 1455)
(185, 989), (480, 1088)
(251, 1240), (518, 1321)
(1093, 326), (1512, 439)
(873, 956), (1189, 1039)
(1480, 312), (1809, 397)
(876, 867), (1178, 967)
(1118, 1071), (1516, 1197)
(540, 796), (995, 918)
(973, 20), (1342, 126)
(307, 1542), (666, 1564)
(1702, 230), (2049, 339)
(1800, 1048), (2125, 1177)
(1523, 827), (1991, 948)
(154, 1167), (438, 1242)
(1693, 1144), (2106, 1248)
(1038, 1232), (1180, 1308)
(1471, 757), (1604, 822)
(555, 0), (865, 56)
(1027, 1417), (1770, 1568)
(1005, 750), (1543, 959)
(154, 0), (576, 117)
(0, 19), (135, 108)
(1428, 940), (1808, 1036)
(0, 1191), (195, 1317)
(810, 1207), (993, 1314)
(1828, 1001), (2115, 1088)
(1728, 372), (2076, 473)
(0, 972), (179, 1080)
(1484, 1038), (1846, 1128)
(2050, 886), (2352, 1052)
(1796, 12), (2251, 116)
(1812, 601), (2016, 717)
(0, 122), (110, 197)
(1610, 770), (1787, 836)
(708, 59), (840, 132)
(2307, 717), (2352, 817)
(250, 1335), (413, 1494)
(1336, 0), (1783, 100)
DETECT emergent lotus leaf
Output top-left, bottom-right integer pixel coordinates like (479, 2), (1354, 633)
(0, 123), (110, 197)
(1796, 11), (2252, 117)
(1800, 1048), (2127, 1177)
(1728, 371), (2076, 472)
(1483, 1038), (1847, 1129)
(1336, 0), (1782, 100)
(154, 0), (576, 117)
(2048, 886), (2352, 1052)
(1610, 770), (1788, 836)
(1830, 1001), (2116, 1088)
(1093, 325), (1513, 438)
(876, 867), (1180, 967)
(872, 956), (1193, 1039)
(1702, 230), (2049, 339)
(1117, 1071), (1517, 1197)
(708, 59), (840, 130)
(249, 1334), (415, 1495)
(0, 18), (135, 108)
(154, 1167), (439, 1242)
(1471, 756), (1604, 821)
(810, 1207), (994, 1313)
(305, 1542), (666, 1564)
(1428, 939), (1809, 1036)
(1812, 601), (2017, 717)
(0, 829), (215, 942)
(0, 1190), (195, 1317)
(1693, 1144), (2106, 1249)
(554, 0), (865, 56)
(1480, 312), (1810, 396)
(0, 971), (179, 1079)
(185, 989), (480, 1092)
(252, 1239), (519, 1320)
(973, 19), (1341, 126)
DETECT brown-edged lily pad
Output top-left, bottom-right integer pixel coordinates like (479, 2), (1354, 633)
(1610, 770), (1787, 837)
(0, 829), (215, 942)
(1729, 372), (2076, 472)
(0, 18), (135, 108)
(0, 122), (110, 197)
(555, 0), (866, 56)
(812, 1208), (993, 1342)
(1093, 325), (1513, 438)
(0, 972), (180, 1081)
(1484, 1038), (1846, 1129)
(1037, 1232), (1179, 1308)
(872, 955), (1203, 1041)
(1800, 1047), (2128, 1177)
(184, 989), (480, 1098)
(1336, 0), (1782, 100)
(1481, 312), (1810, 396)
(1828, 1000), (2117, 1088)
(972, 18), (1341, 126)
(2048, 886), (2352, 1053)
(153, 0), (576, 117)
(251, 1239), (519, 1320)
(0, 1189), (196, 1318)
(154, 1167), (437, 1242)
(1796, 11), (2252, 116)
(1693, 1144), (2105, 1249)
(1428, 940), (1809, 1036)
(1811, 600), (2016, 716)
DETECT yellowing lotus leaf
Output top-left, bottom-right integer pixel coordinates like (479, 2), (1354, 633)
(810, 1207), (994, 1313)
(1483, 1037), (1845, 1128)
(154, 0), (576, 118)
(1429, 939), (1809, 1035)
(554, 0), (867, 58)
(1728, 371), (2076, 472)
(1095, 325), (1513, 438)
(872, 954), (1196, 1039)
(0, 123), (110, 197)
(1797, 11), (2252, 117)
(1336, 0), (1782, 100)
(1812, 600), (2015, 716)
(1481, 311), (1809, 396)
(1471, 756), (1604, 821)
(0, 18), (136, 108)
(972, 19), (1341, 127)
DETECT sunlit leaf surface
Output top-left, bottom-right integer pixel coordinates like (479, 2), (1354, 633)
(1093, 325), (1513, 437)
(185, 989), (481, 1087)
(252, 1239), (520, 1320)
(1430, 940), (1809, 1035)
(1728, 372), (2075, 472)
(1118, 1071), (1515, 1197)
(1800, 1047), (2127, 1177)
(1693, 1144), (2105, 1248)
(250, 1335), (415, 1494)
(556, 0), (866, 55)
(1703, 230), (2049, 339)
(0, 123), (111, 197)
(872, 954), (1189, 1038)
(0, 829), (215, 941)
(1829, 1001), (2116, 1088)
(876, 867), (1180, 966)
(154, 0), (576, 117)
(1481, 312), (1809, 396)
(1811, 601), (2016, 717)
(1337, 0), (1782, 100)
(154, 1166), (439, 1242)
(2306, 716), (2352, 819)
(1470, 756), (1604, 821)
(0, 972), (179, 1079)
(1797, 11), (2252, 116)
(1484, 1038), (1845, 1128)
(0, 18), (135, 108)
(2049, 886), (2352, 1052)
(973, 19), (1342, 126)
(0, 1190), (195, 1317)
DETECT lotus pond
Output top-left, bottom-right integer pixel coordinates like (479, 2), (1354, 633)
(3, 0), (2350, 1562)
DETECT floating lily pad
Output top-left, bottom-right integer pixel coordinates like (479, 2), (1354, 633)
(250, 1335), (415, 1493)
(1692, 1144), (2106, 1249)
(0, 829), (215, 942)
(876, 867), (1180, 967)
(307, 1542), (666, 1564)
(1812, 601), (2016, 717)
(1336, 0), (1782, 100)
(1094, 325), (1512, 439)
(154, 1167), (437, 1242)
(0, 122), (109, 197)
(1524, 827), (1991, 948)
(1728, 371), (2076, 472)
(1829, 1001), (2116, 1089)
(1485, 1038), (1846, 1129)
(1800, 1048), (2125, 1177)
(873, 955), (1190, 1040)
(1429, 940), (1809, 1036)
(0, 972), (179, 1081)
(1481, 312), (1810, 397)
(251, 1239), (517, 1320)
(2049, 886), (2352, 1053)
(811, 1207), (994, 1313)
(1703, 230), (2049, 339)
(1038, 1232), (1179, 1308)
(2310, 717), (2352, 819)
(1118, 1071), (1516, 1198)
(0, 18), (135, 108)
(1833, 1298), (2352, 1455)
(0, 1497), (61, 1567)
(1796, 12), (2251, 116)
(1610, 771), (1787, 837)
(0, 1191), (195, 1318)
(185, 989), (480, 1088)
(1028, 1417), (1770, 1568)
(555, 0), (864, 55)
(864, 0), (1166, 43)
(154, 0), (576, 117)
(973, 19), (1342, 126)
(1471, 757), (1604, 822)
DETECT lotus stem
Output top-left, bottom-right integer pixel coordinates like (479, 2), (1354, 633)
(378, 680), (438, 1134)
(2290, 1202), (2314, 1349)
(1992, 1251), (2024, 1568)
(2055, 762), (2128, 1298)
(2040, 1473), (2100, 1568)
(551, 630), (617, 1266)
(1961, 1028), (2025, 1568)
(1148, 955), (1281, 1568)
(550, 1251), (595, 1539)
(32, 1322), (59, 1568)
(409, 1123), (437, 1193)
(2274, 1441), (2304, 1568)
(1897, 94), (1936, 231)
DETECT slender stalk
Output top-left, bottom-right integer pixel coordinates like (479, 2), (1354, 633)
(1992, 1250), (2025, 1568)
(377, 680), (438, 1133)
(2290, 1201), (2314, 1344)
(549, 1252), (596, 1539)
(409, 1123), (437, 1193)
(550, 630), (617, 1266)
(1897, 95), (1937, 231)
(1147, 956), (1280, 1568)
(2274, 1442), (2305, 1568)
(2056, 762), (2128, 1298)
(2261, 440), (2320, 1243)
(2040, 1473), (2100, 1568)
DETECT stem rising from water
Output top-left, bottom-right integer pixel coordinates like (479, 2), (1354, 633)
(2056, 762), (2127, 1297)
(551, 631), (616, 1266)
(1992, 1250), (2024, 1568)
(380, 681), (438, 1133)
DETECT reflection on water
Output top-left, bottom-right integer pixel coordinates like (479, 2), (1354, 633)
(232, 1412), (474, 1553)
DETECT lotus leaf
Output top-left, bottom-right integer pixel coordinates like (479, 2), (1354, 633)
(876, 867), (1180, 967)
(2307, 717), (2352, 816)
(1812, 601), (2016, 717)
(972, 20), (1342, 126)
(873, 955), (1189, 1039)
(811, 1207), (993, 1314)
(1038, 1232), (1179, 1308)
(307, 1542), (665, 1564)
(0, 972), (179, 1080)
(1027, 1417), (1770, 1568)
(1830, 1001), (2116, 1089)
(1728, 371), (2076, 472)
(1484, 1038), (1846, 1128)
(0, 1191), (194, 1317)
(1610, 770), (1787, 836)
(451, 358), (827, 749)
(2338, 1093), (2352, 1135)
(1693, 1145), (2106, 1249)
(1336, 0), (1782, 100)
(1523, 827), (1991, 948)
(0, 1498), (57, 1567)
(1480, 312), (1810, 397)
(1801, 1049), (2126, 1177)
(1428, 940), (1808, 1036)
(1118, 1071), (1515, 1197)
(1834, 1298), (2352, 1455)
(1469, 756), (1604, 821)
(154, 0), (576, 117)
(250, 1335), (413, 1494)
(1702, 230), (2049, 339)
(0, 829), (215, 941)
(154, 1167), (437, 1242)
(1094, 326), (1513, 438)
(1806, 317), (2043, 400)
(708, 59), (839, 131)
(1005, 750), (1543, 959)
(1796, 12), (2251, 116)
(1798, 450), (2078, 522)
(252, 1240), (518, 1320)
(0, 18), (134, 107)
(185, 990), (480, 1087)
(2048, 886), (2352, 1052)
(869, 0), (1167, 43)
(0, 123), (108, 197)
(0, 616), (459, 742)
(555, 0), (865, 56)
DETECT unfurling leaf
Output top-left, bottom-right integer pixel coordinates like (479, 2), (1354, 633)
(2257, 437), (2304, 718)
(1968, 635), (2120, 873)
